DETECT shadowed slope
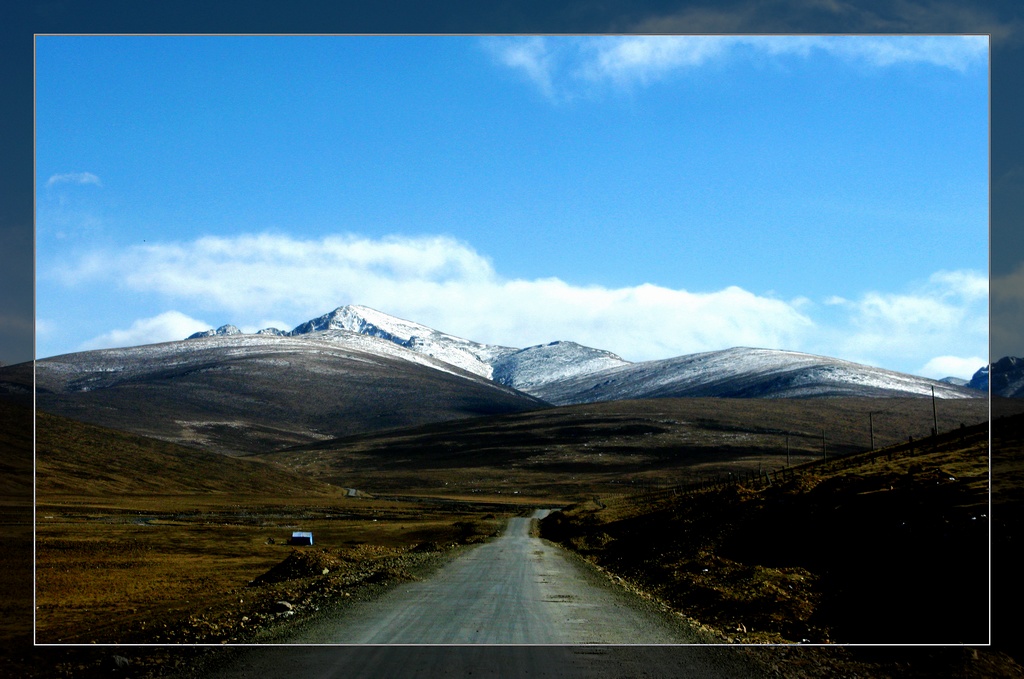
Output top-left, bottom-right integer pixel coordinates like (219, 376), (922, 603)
(35, 409), (340, 496)
(5, 332), (546, 455)
(263, 396), (995, 500)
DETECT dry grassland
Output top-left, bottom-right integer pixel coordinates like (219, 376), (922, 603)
(31, 409), (521, 648)
(263, 396), (993, 501)
(18, 395), (1024, 678)
(35, 493), (513, 645)
(540, 420), (993, 645)
(538, 417), (1024, 676)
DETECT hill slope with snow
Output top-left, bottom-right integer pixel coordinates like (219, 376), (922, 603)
(190, 305), (622, 389)
(4, 304), (988, 455)
(184, 305), (983, 405)
(490, 341), (630, 392)
(13, 331), (545, 454)
(531, 347), (982, 405)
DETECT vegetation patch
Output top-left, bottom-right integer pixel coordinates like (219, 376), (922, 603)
(34, 492), (508, 647)
(540, 419), (992, 645)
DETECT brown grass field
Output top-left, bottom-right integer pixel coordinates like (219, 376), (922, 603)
(7, 395), (1024, 677)
(536, 411), (1024, 676)
(29, 407), (531, 653)
(261, 396), (996, 501)
(34, 493), (514, 645)
(540, 421), (991, 643)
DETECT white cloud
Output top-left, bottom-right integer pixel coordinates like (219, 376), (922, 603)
(919, 355), (985, 381)
(484, 36), (557, 99)
(928, 269), (988, 301)
(813, 35), (988, 72)
(46, 172), (102, 188)
(56, 232), (814, 362)
(54, 234), (986, 375)
(575, 36), (732, 86)
(814, 269), (987, 374)
(484, 35), (987, 98)
(78, 311), (211, 351)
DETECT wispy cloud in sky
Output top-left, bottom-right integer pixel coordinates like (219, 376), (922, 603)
(486, 37), (557, 99)
(485, 35), (987, 99)
(56, 232), (986, 378)
(46, 172), (102, 188)
(816, 269), (987, 377)
(78, 310), (210, 351)
(60, 232), (812, 361)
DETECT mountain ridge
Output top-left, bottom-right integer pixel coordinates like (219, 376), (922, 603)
(186, 304), (984, 403)
(14, 331), (546, 454)
(2, 304), (992, 456)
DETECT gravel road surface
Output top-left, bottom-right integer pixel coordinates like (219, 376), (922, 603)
(204, 510), (767, 677)
(287, 509), (698, 644)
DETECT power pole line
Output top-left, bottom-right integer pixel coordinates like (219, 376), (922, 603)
(869, 412), (874, 451)
(931, 386), (938, 437)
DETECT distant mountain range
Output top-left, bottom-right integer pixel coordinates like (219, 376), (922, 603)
(1, 304), (994, 454)
(187, 305), (629, 385)
(8, 328), (545, 454)
(187, 305), (981, 403)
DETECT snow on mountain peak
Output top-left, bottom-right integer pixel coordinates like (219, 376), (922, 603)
(286, 305), (515, 379)
(530, 345), (981, 404)
(186, 324), (242, 340)
(180, 306), (981, 404)
(491, 341), (630, 391)
(184, 304), (627, 388)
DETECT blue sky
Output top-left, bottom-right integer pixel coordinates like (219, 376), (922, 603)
(35, 35), (988, 378)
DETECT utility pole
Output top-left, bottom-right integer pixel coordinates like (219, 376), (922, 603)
(869, 412), (874, 451)
(822, 429), (826, 460)
(786, 435), (790, 467)
(931, 386), (938, 438)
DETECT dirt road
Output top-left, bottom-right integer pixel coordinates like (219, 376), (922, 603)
(204, 510), (766, 677)
(286, 509), (699, 644)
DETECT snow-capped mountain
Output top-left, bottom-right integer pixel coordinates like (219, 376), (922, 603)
(187, 324), (242, 339)
(531, 347), (981, 404)
(286, 305), (518, 379)
(490, 341), (629, 392)
(188, 305), (621, 388)
(185, 305), (982, 404)
(969, 365), (988, 391)
(17, 330), (545, 454)
(5, 304), (989, 455)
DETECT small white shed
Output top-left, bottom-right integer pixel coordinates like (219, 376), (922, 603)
(289, 531), (313, 546)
